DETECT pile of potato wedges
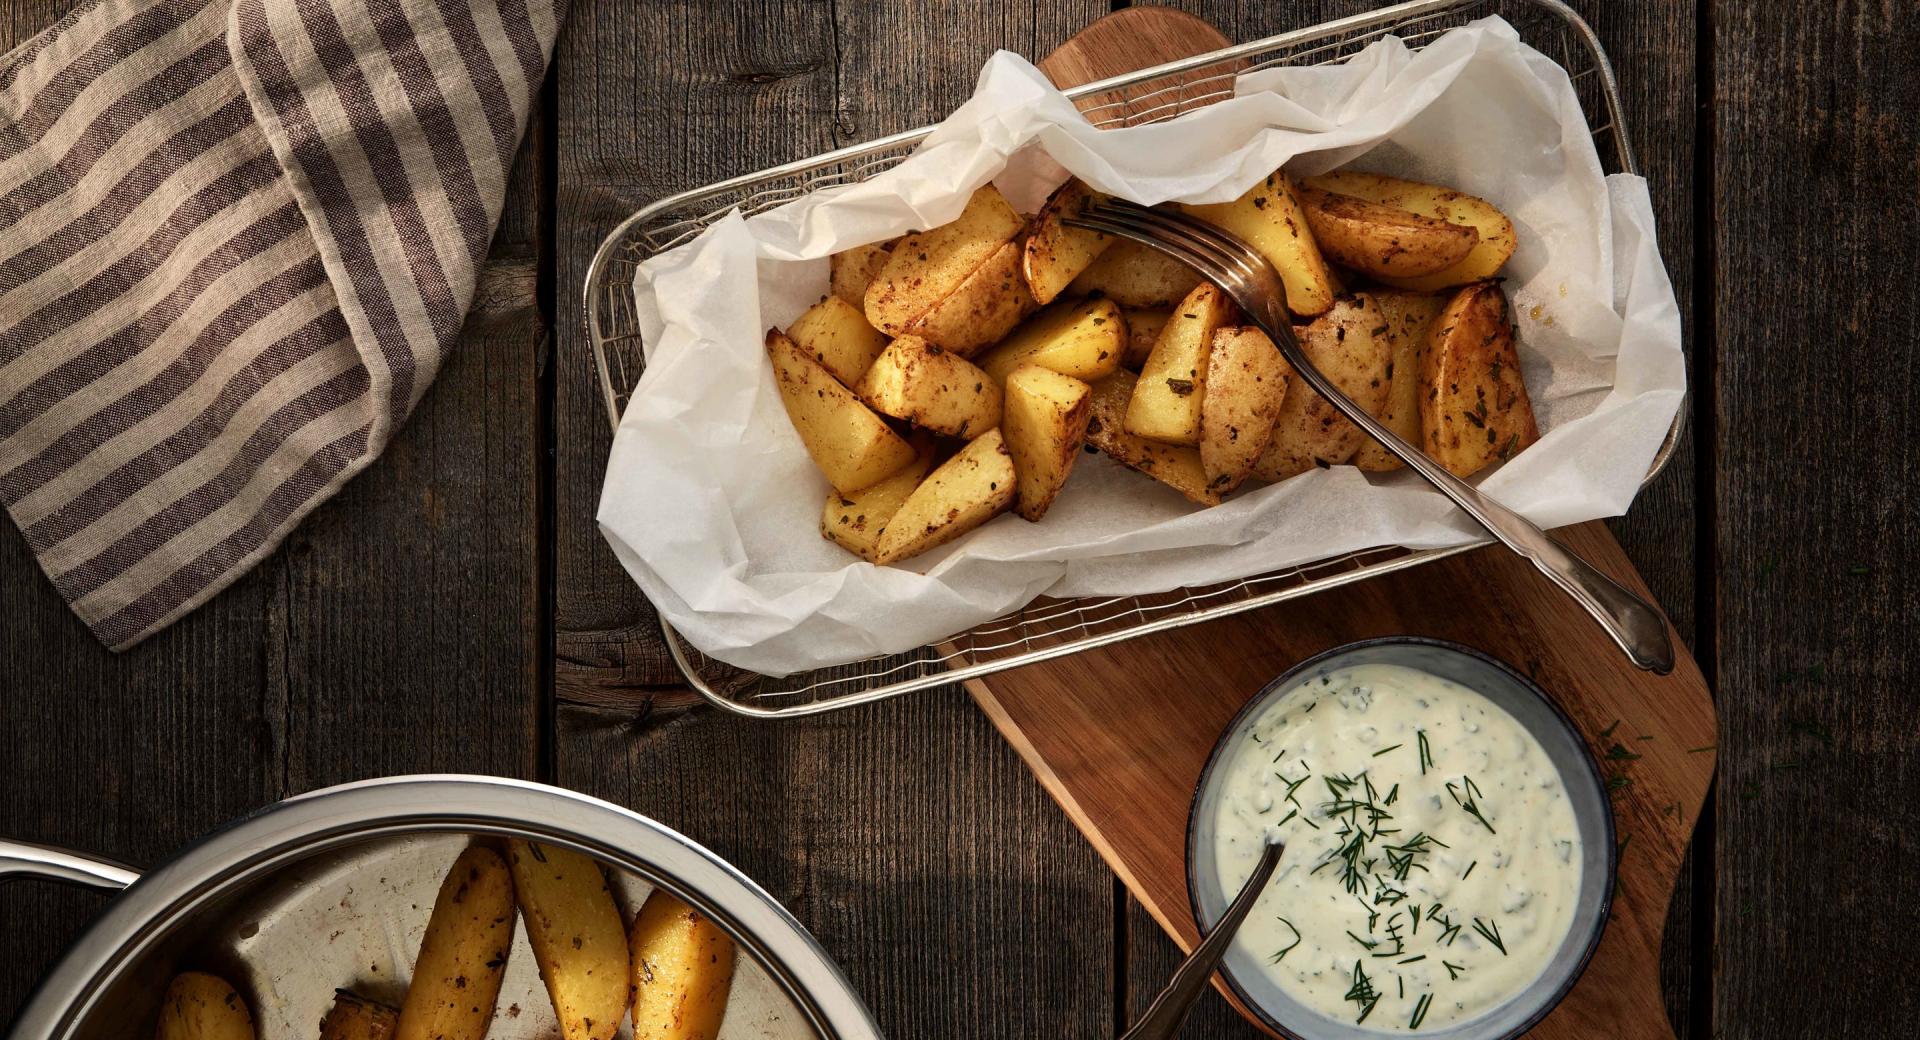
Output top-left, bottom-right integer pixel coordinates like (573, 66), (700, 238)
(770, 165), (1540, 566)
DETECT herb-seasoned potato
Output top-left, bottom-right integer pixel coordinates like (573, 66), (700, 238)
(630, 892), (737, 1040)
(1023, 179), (1113, 305)
(865, 185), (1024, 335)
(787, 295), (888, 387)
(1125, 282), (1235, 445)
(1303, 171), (1516, 292)
(1003, 365), (1093, 521)
(319, 992), (398, 1040)
(1120, 308), (1169, 369)
(976, 296), (1126, 385)
(1252, 296), (1391, 482)
(1066, 239), (1202, 308)
(509, 841), (630, 1040)
(766, 330), (917, 494)
(901, 236), (1037, 356)
(1354, 291), (1450, 472)
(1184, 171), (1336, 317)
(1087, 371), (1222, 506)
(1199, 326), (1293, 492)
(857, 335), (1002, 438)
(1421, 281), (1538, 477)
(156, 972), (254, 1040)
(830, 242), (892, 308)
(872, 429), (1017, 565)
(396, 847), (516, 1040)
(821, 439), (936, 560)
(1299, 185), (1480, 279)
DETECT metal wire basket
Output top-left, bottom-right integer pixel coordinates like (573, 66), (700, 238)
(583, 0), (1683, 718)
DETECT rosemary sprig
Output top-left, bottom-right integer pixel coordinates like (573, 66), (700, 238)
(1471, 916), (1507, 955)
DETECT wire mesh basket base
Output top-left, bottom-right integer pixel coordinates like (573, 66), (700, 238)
(589, 0), (1678, 718)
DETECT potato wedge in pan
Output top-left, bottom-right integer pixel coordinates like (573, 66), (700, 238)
(1354, 291), (1450, 472)
(1066, 239), (1202, 308)
(1120, 307), (1169, 370)
(1125, 282), (1236, 445)
(976, 296), (1125, 385)
(319, 991), (398, 1040)
(1421, 281), (1538, 477)
(865, 184), (1024, 335)
(509, 841), (631, 1040)
(1303, 171), (1516, 292)
(1023, 178), (1114, 305)
(871, 428), (1017, 565)
(1086, 371), (1222, 507)
(1299, 185), (1480, 280)
(395, 847), (516, 1040)
(857, 335), (1002, 438)
(1199, 326), (1293, 493)
(156, 972), (254, 1040)
(1252, 295), (1391, 482)
(829, 241), (892, 308)
(1184, 171), (1336, 317)
(821, 439), (936, 560)
(901, 236), (1037, 356)
(766, 330), (918, 494)
(786, 295), (888, 388)
(629, 891), (738, 1040)
(1003, 365), (1094, 522)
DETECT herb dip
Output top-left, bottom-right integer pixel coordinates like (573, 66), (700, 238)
(1211, 663), (1581, 1032)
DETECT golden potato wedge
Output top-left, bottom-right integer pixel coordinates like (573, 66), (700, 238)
(1354, 291), (1450, 472)
(871, 429), (1016, 565)
(787, 295), (888, 387)
(830, 242), (892, 307)
(901, 237), (1037, 356)
(857, 335), (1002, 437)
(1303, 171), (1517, 292)
(1420, 281), (1538, 477)
(821, 439), (936, 560)
(630, 892), (737, 1040)
(766, 330), (917, 494)
(1066, 239), (1202, 307)
(1298, 185), (1480, 279)
(1184, 171), (1336, 317)
(509, 841), (630, 1040)
(1120, 308), (1169, 369)
(1086, 371), (1222, 506)
(1003, 365), (1093, 521)
(976, 296), (1126, 385)
(1199, 326), (1293, 493)
(865, 185), (1024, 334)
(319, 992), (398, 1040)
(396, 847), (516, 1040)
(1023, 179), (1114, 305)
(156, 972), (254, 1040)
(1252, 296), (1391, 482)
(1125, 282), (1236, 445)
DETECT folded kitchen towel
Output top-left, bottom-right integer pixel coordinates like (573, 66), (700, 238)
(0, 0), (562, 649)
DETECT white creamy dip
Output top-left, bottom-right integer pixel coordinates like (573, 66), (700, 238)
(1211, 663), (1581, 1032)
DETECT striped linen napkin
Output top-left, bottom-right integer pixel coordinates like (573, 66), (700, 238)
(0, 0), (562, 650)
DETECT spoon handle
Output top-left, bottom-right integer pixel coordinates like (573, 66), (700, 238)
(1120, 841), (1285, 1040)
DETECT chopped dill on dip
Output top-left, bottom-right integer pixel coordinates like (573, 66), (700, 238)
(1211, 663), (1581, 1032)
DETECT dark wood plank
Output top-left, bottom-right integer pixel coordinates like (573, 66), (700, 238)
(1711, 1), (1920, 1034)
(548, 3), (1116, 1037)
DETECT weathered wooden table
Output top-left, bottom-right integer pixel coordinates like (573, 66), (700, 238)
(3, 2), (1914, 1036)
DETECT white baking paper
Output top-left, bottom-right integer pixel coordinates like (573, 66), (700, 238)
(598, 16), (1686, 677)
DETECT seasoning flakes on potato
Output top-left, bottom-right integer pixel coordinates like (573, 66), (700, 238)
(976, 295), (1125, 385)
(1086, 370), (1222, 506)
(319, 991), (399, 1040)
(1303, 171), (1517, 292)
(1125, 282), (1235, 446)
(1420, 281), (1538, 477)
(509, 841), (631, 1040)
(1182, 171), (1336, 317)
(822, 439), (937, 560)
(765, 329), (918, 495)
(1354, 290), (1451, 471)
(864, 184), (1024, 335)
(629, 892), (737, 1040)
(395, 847), (516, 1040)
(871, 429), (1017, 565)
(857, 335), (1003, 438)
(1252, 295), (1392, 481)
(1003, 365), (1094, 521)
(156, 972), (255, 1040)
(1024, 178), (1114, 305)
(1199, 326), (1293, 493)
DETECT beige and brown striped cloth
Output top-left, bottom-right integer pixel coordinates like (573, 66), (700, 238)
(0, 0), (562, 649)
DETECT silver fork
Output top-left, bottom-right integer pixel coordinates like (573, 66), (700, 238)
(1065, 198), (1674, 674)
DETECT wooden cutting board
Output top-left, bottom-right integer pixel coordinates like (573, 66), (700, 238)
(963, 9), (1717, 1039)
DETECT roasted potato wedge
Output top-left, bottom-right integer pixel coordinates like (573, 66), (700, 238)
(976, 296), (1125, 385)
(1087, 371), (1222, 506)
(1125, 282), (1236, 445)
(1023, 179), (1114, 305)
(630, 892), (737, 1040)
(509, 841), (630, 1040)
(1303, 171), (1516, 292)
(396, 847), (516, 1040)
(1003, 365), (1093, 521)
(320, 992), (398, 1040)
(787, 295), (888, 387)
(865, 185), (1024, 334)
(766, 330), (918, 494)
(1184, 171), (1336, 317)
(1354, 291), (1450, 471)
(872, 428), (1016, 565)
(1252, 296), (1391, 481)
(901, 236), (1036, 356)
(1199, 326), (1293, 492)
(1120, 308), (1169, 369)
(1420, 281), (1538, 477)
(829, 242), (892, 308)
(1299, 185), (1480, 279)
(857, 335), (1002, 438)
(821, 439), (936, 560)
(156, 972), (254, 1040)
(1066, 239), (1202, 307)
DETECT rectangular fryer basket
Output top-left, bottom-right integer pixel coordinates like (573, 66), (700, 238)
(583, 0), (1683, 718)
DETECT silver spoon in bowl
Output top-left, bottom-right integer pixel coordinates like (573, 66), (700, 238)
(1121, 839), (1285, 1040)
